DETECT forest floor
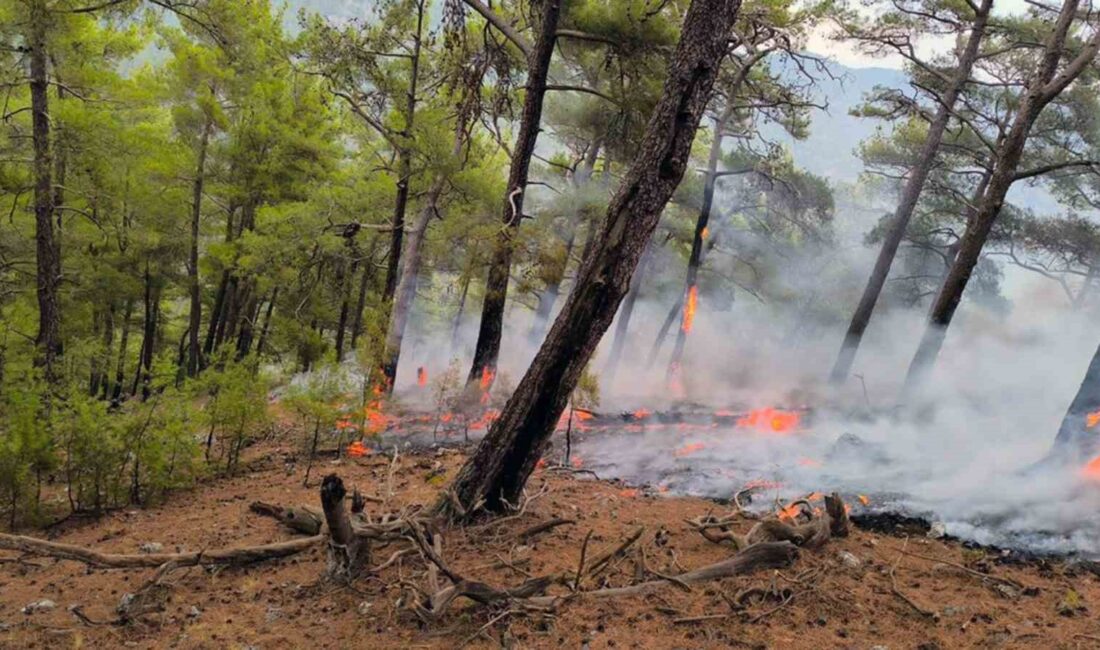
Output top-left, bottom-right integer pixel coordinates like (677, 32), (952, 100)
(2, 439), (1100, 649)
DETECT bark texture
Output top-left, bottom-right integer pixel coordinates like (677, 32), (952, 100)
(466, 0), (563, 386)
(187, 118), (212, 376)
(1051, 340), (1100, 461)
(829, 0), (992, 385)
(441, 0), (743, 518)
(29, 1), (62, 384)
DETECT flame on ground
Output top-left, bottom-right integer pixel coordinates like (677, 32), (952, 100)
(735, 407), (802, 433)
(346, 441), (370, 457)
(682, 285), (699, 333)
(675, 441), (706, 457)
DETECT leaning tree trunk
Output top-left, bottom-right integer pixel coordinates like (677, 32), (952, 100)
(381, 2), (425, 306)
(902, 1), (1100, 395)
(381, 94), (481, 389)
(829, 0), (992, 386)
(440, 0), (743, 519)
(187, 117), (213, 376)
(1050, 341), (1100, 462)
(466, 0), (563, 386)
(29, 1), (62, 385)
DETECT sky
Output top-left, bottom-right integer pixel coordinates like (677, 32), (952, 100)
(806, 0), (1035, 69)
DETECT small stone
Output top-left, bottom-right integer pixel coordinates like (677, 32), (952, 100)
(837, 551), (862, 570)
(187, 606), (202, 618)
(943, 605), (967, 617)
(22, 600), (56, 614)
(927, 522), (947, 539)
(357, 601), (372, 615)
(994, 584), (1018, 600)
(139, 542), (164, 554)
(265, 606), (283, 622)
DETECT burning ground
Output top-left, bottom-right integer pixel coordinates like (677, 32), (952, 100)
(4, 439), (1100, 649)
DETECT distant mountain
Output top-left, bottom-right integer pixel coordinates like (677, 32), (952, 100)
(772, 60), (908, 183)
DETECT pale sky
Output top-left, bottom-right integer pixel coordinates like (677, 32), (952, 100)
(806, 0), (1034, 69)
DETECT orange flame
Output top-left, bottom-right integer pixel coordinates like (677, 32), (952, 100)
(1087, 410), (1100, 429)
(632, 408), (652, 420)
(619, 488), (640, 498)
(777, 502), (802, 521)
(575, 409), (595, 421)
(675, 441), (706, 457)
(417, 367), (428, 387)
(858, 494), (870, 506)
(1083, 455), (1100, 480)
(735, 408), (801, 434)
(346, 441), (371, 458)
(571, 456), (584, 468)
(681, 285), (699, 333)
(479, 367), (496, 405)
(797, 457), (823, 468)
(701, 226), (709, 240)
(335, 417), (354, 431)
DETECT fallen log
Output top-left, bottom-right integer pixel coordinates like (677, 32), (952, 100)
(249, 501), (324, 536)
(0, 532), (323, 569)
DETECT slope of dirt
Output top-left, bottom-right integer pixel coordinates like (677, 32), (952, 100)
(2, 442), (1100, 649)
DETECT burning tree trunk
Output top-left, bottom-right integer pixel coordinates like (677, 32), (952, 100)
(465, 0), (562, 387)
(439, 0), (744, 519)
(1051, 340), (1100, 462)
(664, 47), (769, 380)
(828, 0), (992, 385)
(902, 1), (1100, 394)
(187, 117), (213, 377)
(29, 1), (62, 385)
(381, 1), (425, 306)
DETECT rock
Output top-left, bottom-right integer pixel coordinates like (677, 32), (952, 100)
(993, 584), (1018, 600)
(357, 601), (373, 616)
(265, 606), (283, 623)
(927, 522), (947, 539)
(837, 551), (863, 570)
(22, 600), (56, 614)
(827, 433), (890, 464)
(942, 605), (967, 617)
(187, 605), (202, 618)
(139, 542), (164, 554)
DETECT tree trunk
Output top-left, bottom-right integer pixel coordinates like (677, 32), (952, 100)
(449, 265), (472, 353)
(828, 0), (993, 385)
(234, 283), (260, 359)
(134, 264), (160, 400)
(440, 0), (743, 518)
(466, 0), (563, 386)
(256, 287), (278, 358)
(604, 245), (652, 384)
(381, 1), (425, 306)
(902, 0), (1100, 395)
(381, 175), (447, 389)
(29, 1), (61, 385)
(91, 303), (115, 397)
(187, 117), (213, 376)
(335, 260), (355, 363)
(350, 241), (376, 351)
(1050, 340), (1100, 462)
(204, 271), (229, 357)
(111, 299), (134, 402)
(666, 102), (738, 377)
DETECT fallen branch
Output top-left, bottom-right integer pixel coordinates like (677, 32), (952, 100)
(0, 532), (322, 569)
(515, 517), (575, 542)
(249, 501), (324, 536)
